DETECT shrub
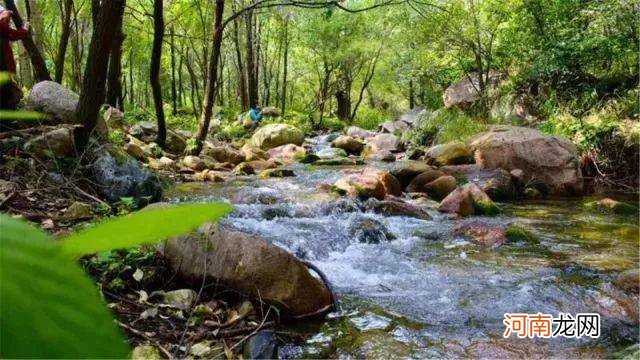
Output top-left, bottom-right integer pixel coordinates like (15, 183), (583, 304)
(404, 108), (487, 146)
(353, 107), (389, 130)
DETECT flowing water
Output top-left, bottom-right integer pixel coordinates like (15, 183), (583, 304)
(167, 136), (639, 358)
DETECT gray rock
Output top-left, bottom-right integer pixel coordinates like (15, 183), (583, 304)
(348, 216), (396, 244)
(89, 149), (162, 204)
(243, 330), (279, 359)
(25, 81), (79, 123)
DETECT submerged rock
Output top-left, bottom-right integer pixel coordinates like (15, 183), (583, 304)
(89, 149), (162, 204)
(469, 126), (583, 196)
(161, 223), (333, 318)
(453, 219), (507, 249)
(247, 123), (305, 150)
(585, 198), (637, 215)
(348, 216), (396, 244)
(364, 197), (432, 220)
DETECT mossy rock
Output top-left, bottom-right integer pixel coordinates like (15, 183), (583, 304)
(585, 198), (637, 215)
(473, 200), (500, 216)
(297, 153), (320, 164)
(258, 169), (295, 179)
(505, 226), (535, 242)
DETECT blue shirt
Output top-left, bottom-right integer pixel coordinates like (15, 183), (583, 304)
(249, 109), (263, 122)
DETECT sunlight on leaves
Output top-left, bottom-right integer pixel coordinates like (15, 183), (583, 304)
(0, 110), (50, 121)
(61, 202), (233, 258)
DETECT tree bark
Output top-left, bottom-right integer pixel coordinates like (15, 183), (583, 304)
(106, 2), (125, 109)
(245, 4), (258, 107)
(191, 0), (225, 155)
(151, 0), (166, 148)
(75, 0), (125, 149)
(170, 26), (178, 115)
(232, 0), (248, 111)
(54, 0), (73, 83)
(280, 18), (289, 116)
(3, 0), (51, 81)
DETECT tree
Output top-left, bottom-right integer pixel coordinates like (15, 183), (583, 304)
(54, 0), (73, 83)
(106, 0), (125, 110)
(150, 0), (166, 148)
(75, 0), (126, 149)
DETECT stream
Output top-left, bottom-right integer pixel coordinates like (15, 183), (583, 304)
(167, 135), (639, 358)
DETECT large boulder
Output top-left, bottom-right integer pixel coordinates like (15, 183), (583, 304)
(469, 126), (583, 196)
(25, 81), (79, 123)
(423, 175), (457, 200)
(333, 168), (401, 200)
(247, 124), (305, 150)
(202, 144), (246, 165)
(241, 145), (269, 161)
(165, 130), (187, 154)
(405, 168), (445, 193)
(24, 127), (76, 158)
(331, 135), (364, 155)
(267, 144), (306, 163)
(438, 183), (499, 217)
(440, 164), (516, 200)
(425, 142), (473, 166)
(443, 71), (502, 109)
(90, 149), (162, 204)
(390, 162), (433, 188)
(363, 134), (401, 158)
(161, 223), (333, 318)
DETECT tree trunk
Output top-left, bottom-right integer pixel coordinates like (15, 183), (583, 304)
(280, 18), (289, 116)
(191, 0), (225, 155)
(335, 71), (351, 121)
(409, 79), (414, 109)
(54, 0), (73, 83)
(151, 0), (166, 148)
(75, 0), (125, 149)
(232, 0), (248, 111)
(106, 2), (125, 109)
(3, 0), (51, 81)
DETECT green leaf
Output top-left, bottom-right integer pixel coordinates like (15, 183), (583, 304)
(61, 202), (233, 258)
(0, 110), (50, 121)
(0, 215), (129, 358)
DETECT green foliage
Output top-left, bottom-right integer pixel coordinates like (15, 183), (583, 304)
(473, 200), (500, 216)
(353, 107), (389, 130)
(0, 110), (50, 121)
(62, 202), (232, 258)
(404, 109), (487, 146)
(0, 215), (129, 358)
(505, 226), (533, 242)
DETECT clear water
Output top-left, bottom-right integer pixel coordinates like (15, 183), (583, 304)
(167, 139), (639, 358)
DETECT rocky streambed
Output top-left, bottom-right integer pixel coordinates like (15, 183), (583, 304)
(166, 137), (639, 358)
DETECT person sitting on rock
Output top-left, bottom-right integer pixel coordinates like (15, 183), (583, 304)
(240, 105), (264, 133)
(0, 6), (30, 110)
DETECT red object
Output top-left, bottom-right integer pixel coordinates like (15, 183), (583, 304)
(0, 22), (28, 74)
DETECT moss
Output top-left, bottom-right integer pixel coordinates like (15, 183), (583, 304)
(585, 198), (638, 215)
(505, 226), (532, 242)
(297, 153), (320, 164)
(474, 200), (500, 216)
(455, 176), (469, 185)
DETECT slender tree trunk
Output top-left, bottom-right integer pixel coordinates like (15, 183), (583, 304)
(170, 26), (178, 115)
(128, 51), (135, 106)
(409, 79), (415, 109)
(191, 0), (225, 155)
(232, 0), (248, 111)
(3, 0), (51, 81)
(178, 45), (185, 107)
(54, 0), (73, 83)
(151, 0), (166, 148)
(106, 3), (125, 109)
(75, 0), (125, 149)
(280, 18), (289, 116)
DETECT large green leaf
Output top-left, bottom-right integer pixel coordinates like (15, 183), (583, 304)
(0, 215), (129, 358)
(61, 202), (233, 258)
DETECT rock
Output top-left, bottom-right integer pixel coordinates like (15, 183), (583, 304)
(405, 147), (425, 160)
(194, 170), (224, 182)
(524, 187), (543, 200)
(333, 173), (385, 200)
(390, 162), (433, 188)
(103, 106), (125, 129)
(509, 169), (525, 183)
(241, 145), (269, 161)
(314, 157), (362, 166)
(348, 216), (396, 244)
(165, 130), (187, 154)
(267, 144), (306, 163)
(366, 149), (396, 162)
(317, 147), (348, 159)
(297, 153), (320, 164)
(614, 269), (640, 294)
(261, 106), (281, 117)
(123, 142), (149, 161)
(64, 201), (93, 220)
(232, 187), (283, 205)
(259, 168), (295, 178)
(363, 133), (401, 157)
(24, 127), (76, 158)
(346, 126), (376, 140)
(143, 142), (162, 158)
(182, 155), (206, 171)
(378, 119), (411, 134)
(247, 123), (305, 150)
(148, 156), (176, 171)
(469, 126), (583, 196)
(161, 223), (332, 318)
(25, 81), (79, 123)
(453, 219), (507, 248)
(425, 142), (472, 166)
(332, 135), (364, 155)
(405, 168), (445, 193)
(424, 175), (457, 200)
(89, 149), (162, 204)
(443, 71), (502, 109)
(190, 341), (213, 357)
(585, 198), (637, 215)
(233, 162), (255, 175)
(128, 122), (157, 143)
(131, 345), (162, 360)
(440, 164), (516, 200)
(438, 183), (499, 217)
(202, 144), (246, 165)
(364, 198), (432, 220)
(161, 289), (197, 310)
(243, 330), (279, 360)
